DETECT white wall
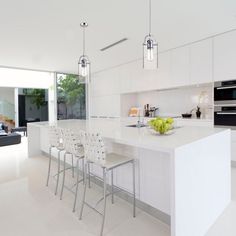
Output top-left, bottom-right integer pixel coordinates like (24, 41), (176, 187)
(0, 87), (15, 120)
(0, 87), (14, 104)
(0, 67), (56, 123)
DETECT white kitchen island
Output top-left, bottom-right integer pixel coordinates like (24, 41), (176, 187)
(27, 119), (231, 236)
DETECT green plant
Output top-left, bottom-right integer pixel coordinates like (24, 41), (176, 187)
(148, 117), (174, 134)
(57, 74), (85, 106)
(25, 89), (47, 109)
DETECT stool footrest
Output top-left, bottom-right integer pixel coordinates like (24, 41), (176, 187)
(84, 202), (103, 216)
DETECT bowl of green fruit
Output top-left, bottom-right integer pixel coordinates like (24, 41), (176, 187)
(148, 117), (174, 135)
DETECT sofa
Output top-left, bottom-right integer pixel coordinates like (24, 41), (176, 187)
(0, 133), (21, 147)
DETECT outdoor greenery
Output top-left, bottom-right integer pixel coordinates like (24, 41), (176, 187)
(23, 89), (47, 109)
(57, 74), (85, 105)
(57, 74), (86, 118)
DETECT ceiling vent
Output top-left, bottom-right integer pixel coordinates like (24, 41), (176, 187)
(100, 38), (128, 51)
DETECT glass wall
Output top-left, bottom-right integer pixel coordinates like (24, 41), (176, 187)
(56, 73), (86, 120)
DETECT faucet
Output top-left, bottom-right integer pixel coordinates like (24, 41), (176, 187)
(137, 109), (144, 127)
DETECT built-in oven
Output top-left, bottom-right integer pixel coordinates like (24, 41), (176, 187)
(214, 106), (236, 126)
(214, 80), (236, 105)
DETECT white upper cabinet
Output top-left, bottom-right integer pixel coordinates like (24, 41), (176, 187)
(91, 68), (120, 97)
(119, 52), (171, 93)
(120, 63), (133, 93)
(171, 46), (190, 87)
(190, 39), (213, 85)
(156, 51), (171, 89)
(90, 94), (120, 118)
(214, 30), (236, 82)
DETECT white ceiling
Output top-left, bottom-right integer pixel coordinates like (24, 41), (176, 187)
(0, 0), (236, 74)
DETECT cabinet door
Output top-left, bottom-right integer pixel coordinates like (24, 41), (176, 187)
(231, 131), (236, 162)
(120, 63), (133, 93)
(90, 95), (120, 118)
(156, 51), (171, 89)
(190, 39), (213, 85)
(91, 69), (120, 97)
(139, 149), (171, 214)
(171, 46), (190, 87)
(214, 30), (236, 82)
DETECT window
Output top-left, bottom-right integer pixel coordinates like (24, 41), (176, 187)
(56, 73), (86, 120)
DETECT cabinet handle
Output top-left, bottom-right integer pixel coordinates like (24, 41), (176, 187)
(216, 86), (236, 90)
(216, 112), (236, 115)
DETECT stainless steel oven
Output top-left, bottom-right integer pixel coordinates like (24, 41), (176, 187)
(214, 106), (236, 126)
(214, 80), (236, 105)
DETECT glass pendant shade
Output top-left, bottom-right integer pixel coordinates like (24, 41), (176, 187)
(143, 34), (158, 69)
(78, 55), (90, 83)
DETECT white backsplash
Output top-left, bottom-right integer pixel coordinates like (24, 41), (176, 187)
(121, 84), (213, 119)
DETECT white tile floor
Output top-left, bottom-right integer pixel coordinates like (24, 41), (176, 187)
(0, 137), (235, 236)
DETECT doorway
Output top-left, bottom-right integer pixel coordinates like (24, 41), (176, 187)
(18, 88), (49, 127)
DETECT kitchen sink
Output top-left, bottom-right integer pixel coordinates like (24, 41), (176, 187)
(126, 124), (147, 128)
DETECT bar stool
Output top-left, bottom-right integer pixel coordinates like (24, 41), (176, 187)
(79, 132), (136, 236)
(60, 129), (85, 212)
(46, 126), (64, 195)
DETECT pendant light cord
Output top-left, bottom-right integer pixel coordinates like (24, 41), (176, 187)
(149, 0), (151, 35)
(83, 26), (85, 56)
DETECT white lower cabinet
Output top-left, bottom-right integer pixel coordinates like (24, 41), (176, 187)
(139, 148), (171, 214)
(232, 142), (236, 162)
(231, 131), (236, 162)
(175, 118), (213, 127)
(110, 143), (170, 214)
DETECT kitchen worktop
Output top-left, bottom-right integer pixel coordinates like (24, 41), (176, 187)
(28, 119), (225, 153)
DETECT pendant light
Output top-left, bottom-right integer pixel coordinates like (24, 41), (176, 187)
(78, 22), (90, 82)
(143, 0), (158, 69)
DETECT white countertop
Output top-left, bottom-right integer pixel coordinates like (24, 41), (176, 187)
(28, 119), (227, 153)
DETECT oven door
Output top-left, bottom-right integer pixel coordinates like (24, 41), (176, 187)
(214, 81), (236, 104)
(214, 106), (236, 126)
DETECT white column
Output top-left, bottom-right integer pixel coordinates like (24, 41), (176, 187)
(48, 72), (57, 124)
(14, 88), (19, 127)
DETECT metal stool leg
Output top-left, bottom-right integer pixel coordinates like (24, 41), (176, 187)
(46, 146), (52, 186)
(132, 160), (136, 218)
(111, 169), (114, 204)
(72, 154), (75, 178)
(60, 152), (67, 200)
(88, 162), (91, 188)
(82, 158), (85, 185)
(55, 150), (61, 195)
(100, 168), (107, 236)
(79, 163), (88, 220)
(73, 158), (80, 212)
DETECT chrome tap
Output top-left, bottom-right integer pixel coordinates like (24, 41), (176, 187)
(137, 109), (144, 127)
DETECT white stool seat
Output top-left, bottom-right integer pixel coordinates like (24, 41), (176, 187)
(57, 145), (64, 151)
(90, 153), (134, 170)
